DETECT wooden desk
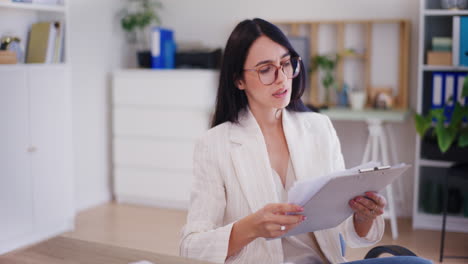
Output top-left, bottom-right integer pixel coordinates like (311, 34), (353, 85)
(0, 236), (213, 264)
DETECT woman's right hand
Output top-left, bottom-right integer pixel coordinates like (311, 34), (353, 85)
(248, 203), (306, 239)
(227, 203), (306, 258)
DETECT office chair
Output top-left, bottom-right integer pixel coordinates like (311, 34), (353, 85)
(339, 234), (417, 259)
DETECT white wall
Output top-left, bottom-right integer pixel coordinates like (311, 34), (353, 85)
(69, 0), (127, 212)
(70, 0), (420, 216)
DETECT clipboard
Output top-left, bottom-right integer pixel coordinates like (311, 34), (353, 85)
(277, 162), (411, 238)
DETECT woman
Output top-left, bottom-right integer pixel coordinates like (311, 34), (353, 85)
(180, 18), (430, 264)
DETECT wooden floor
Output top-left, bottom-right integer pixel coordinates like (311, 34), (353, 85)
(63, 202), (468, 263)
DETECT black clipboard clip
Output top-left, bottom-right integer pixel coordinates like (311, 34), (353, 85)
(358, 165), (391, 173)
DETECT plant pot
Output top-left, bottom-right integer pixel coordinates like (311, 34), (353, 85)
(421, 136), (468, 162)
(421, 181), (443, 214)
(137, 50), (152, 68)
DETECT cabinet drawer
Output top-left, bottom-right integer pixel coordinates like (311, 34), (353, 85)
(113, 108), (210, 139)
(114, 167), (192, 205)
(113, 70), (218, 109)
(114, 138), (194, 170)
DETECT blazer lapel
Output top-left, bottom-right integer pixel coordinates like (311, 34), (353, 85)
(229, 109), (279, 214)
(282, 110), (326, 182)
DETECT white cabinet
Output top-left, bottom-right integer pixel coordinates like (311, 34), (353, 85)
(0, 65), (74, 254)
(112, 69), (218, 209)
(0, 68), (32, 247)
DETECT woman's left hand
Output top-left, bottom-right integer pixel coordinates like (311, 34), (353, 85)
(349, 191), (386, 223)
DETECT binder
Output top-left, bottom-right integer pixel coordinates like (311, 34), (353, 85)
(456, 73), (468, 122)
(453, 16), (460, 66)
(26, 22), (57, 63)
(432, 72), (444, 109)
(444, 73), (456, 122)
(275, 162), (411, 238)
(52, 22), (63, 63)
(456, 73), (468, 106)
(151, 27), (175, 69)
(445, 73), (455, 106)
(460, 16), (468, 67)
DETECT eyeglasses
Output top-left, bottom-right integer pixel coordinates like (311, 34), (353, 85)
(243, 57), (301, 85)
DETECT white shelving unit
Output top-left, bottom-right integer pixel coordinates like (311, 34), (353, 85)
(0, 1), (66, 12)
(413, 0), (468, 233)
(0, 0), (69, 65)
(0, 0), (74, 254)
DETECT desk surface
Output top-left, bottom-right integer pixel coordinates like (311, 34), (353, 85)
(321, 107), (410, 122)
(0, 236), (213, 264)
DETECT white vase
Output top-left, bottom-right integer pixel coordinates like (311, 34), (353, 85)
(349, 91), (367, 110)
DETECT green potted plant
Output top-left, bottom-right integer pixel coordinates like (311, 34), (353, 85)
(414, 75), (468, 156)
(119, 0), (162, 68)
(311, 54), (340, 107)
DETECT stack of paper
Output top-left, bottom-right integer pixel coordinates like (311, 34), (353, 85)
(276, 162), (411, 238)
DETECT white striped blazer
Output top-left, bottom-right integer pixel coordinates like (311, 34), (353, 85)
(180, 108), (384, 264)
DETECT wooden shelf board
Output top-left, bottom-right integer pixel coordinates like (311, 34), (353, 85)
(423, 65), (468, 71)
(419, 159), (454, 168)
(413, 211), (468, 233)
(275, 19), (409, 25)
(0, 1), (65, 13)
(424, 9), (468, 16)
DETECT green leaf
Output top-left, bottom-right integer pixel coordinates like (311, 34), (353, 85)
(449, 102), (465, 129)
(431, 108), (445, 124)
(459, 129), (468, 148)
(414, 113), (432, 137)
(435, 122), (456, 153)
(463, 75), (468, 97)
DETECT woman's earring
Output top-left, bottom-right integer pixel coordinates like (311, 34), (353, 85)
(275, 108), (282, 120)
(237, 81), (244, 90)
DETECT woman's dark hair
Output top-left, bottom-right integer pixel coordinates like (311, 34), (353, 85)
(211, 18), (313, 128)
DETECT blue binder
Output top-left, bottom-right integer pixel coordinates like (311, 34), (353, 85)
(431, 72), (445, 109)
(457, 72), (468, 122)
(456, 72), (468, 106)
(460, 17), (468, 66)
(431, 72), (460, 122)
(444, 73), (457, 122)
(151, 27), (175, 69)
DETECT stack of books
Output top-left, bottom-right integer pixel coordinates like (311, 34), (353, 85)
(0, 51), (17, 64)
(427, 16), (468, 67)
(26, 21), (63, 63)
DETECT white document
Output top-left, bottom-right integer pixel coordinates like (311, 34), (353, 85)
(278, 162), (411, 238)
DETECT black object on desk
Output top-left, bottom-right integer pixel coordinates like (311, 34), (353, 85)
(175, 48), (222, 69)
(440, 162), (468, 263)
